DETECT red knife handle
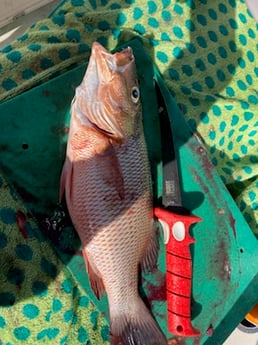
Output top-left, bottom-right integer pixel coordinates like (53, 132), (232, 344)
(154, 207), (201, 337)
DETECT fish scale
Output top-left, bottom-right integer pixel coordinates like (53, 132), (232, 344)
(65, 119), (152, 294)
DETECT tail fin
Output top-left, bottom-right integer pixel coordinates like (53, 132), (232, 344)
(110, 298), (167, 345)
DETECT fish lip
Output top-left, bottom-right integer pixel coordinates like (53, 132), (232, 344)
(91, 42), (114, 81)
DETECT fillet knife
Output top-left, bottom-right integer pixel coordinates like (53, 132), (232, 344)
(154, 83), (201, 337)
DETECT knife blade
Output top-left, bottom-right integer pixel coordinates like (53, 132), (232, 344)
(154, 82), (201, 337)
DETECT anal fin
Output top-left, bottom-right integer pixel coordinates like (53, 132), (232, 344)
(82, 249), (105, 300)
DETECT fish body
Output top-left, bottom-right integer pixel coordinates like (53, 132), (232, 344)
(60, 42), (166, 345)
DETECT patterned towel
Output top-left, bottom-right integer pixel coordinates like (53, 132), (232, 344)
(0, 0), (257, 233)
(0, 172), (109, 344)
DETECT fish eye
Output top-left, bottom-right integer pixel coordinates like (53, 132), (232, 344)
(131, 86), (140, 103)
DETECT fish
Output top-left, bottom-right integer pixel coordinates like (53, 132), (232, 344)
(60, 42), (167, 345)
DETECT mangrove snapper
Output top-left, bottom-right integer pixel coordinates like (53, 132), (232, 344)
(60, 42), (166, 345)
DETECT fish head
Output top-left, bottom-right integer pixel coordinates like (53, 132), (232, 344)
(73, 42), (141, 142)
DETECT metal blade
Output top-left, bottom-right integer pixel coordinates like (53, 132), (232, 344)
(156, 83), (182, 208)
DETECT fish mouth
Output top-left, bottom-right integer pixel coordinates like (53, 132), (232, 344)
(75, 42), (136, 141)
(91, 41), (134, 80)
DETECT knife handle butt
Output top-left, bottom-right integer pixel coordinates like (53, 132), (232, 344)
(154, 207), (201, 337)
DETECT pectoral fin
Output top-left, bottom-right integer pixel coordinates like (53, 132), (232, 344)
(96, 144), (125, 201)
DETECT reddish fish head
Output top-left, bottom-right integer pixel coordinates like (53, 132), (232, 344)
(73, 42), (141, 141)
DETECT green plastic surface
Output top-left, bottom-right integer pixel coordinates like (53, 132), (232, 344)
(0, 39), (257, 345)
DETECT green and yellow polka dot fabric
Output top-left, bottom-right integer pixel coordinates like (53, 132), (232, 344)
(0, 0), (257, 233)
(0, 172), (109, 344)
